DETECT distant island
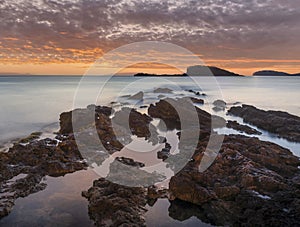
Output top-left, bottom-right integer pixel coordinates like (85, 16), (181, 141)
(253, 70), (300, 76)
(134, 65), (244, 77)
(134, 73), (188, 77)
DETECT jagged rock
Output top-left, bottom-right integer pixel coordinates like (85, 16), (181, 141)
(115, 157), (145, 168)
(128, 91), (144, 100)
(190, 97), (204, 104)
(82, 178), (148, 226)
(157, 143), (172, 161)
(226, 120), (262, 135)
(153, 88), (173, 93)
(0, 137), (87, 218)
(148, 98), (225, 131)
(169, 134), (300, 226)
(228, 104), (300, 142)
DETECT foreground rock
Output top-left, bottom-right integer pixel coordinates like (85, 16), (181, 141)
(82, 178), (148, 226)
(228, 104), (300, 142)
(169, 134), (300, 226)
(0, 136), (86, 218)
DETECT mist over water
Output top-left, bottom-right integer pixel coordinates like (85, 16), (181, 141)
(0, 75), (299, 145)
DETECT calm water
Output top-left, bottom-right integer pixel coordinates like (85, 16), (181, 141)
(0, 75), (299, 226)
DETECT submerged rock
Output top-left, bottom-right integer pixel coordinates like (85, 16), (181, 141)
(153, 88), (173, 93)
(228, 104), (300, 142)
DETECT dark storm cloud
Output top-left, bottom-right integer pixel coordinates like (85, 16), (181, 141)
(0, 0), (300, 63)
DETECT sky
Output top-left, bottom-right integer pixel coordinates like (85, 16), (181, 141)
(0, 0), (300, 75)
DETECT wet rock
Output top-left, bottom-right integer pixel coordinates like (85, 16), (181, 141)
(106, 159), (166, 187)
(59, 105), (112, 134)
(148, 98), (225, 131)
(113, 107), (155, 140)
(147, 185), (168, 206)
(18, 132), (42, 144)
(190, 97), (204, 104)
(128, 91), (144, 100)
(115, 157), (145, 168)
(185, 89), (206, 96)
(0, 137), (87, 218)
(153, 88), (173, 93)
(157, 143), (172, 161)
(228, 104), (300, 142)
(213, 100), (226, 111)
(82, 178), (148, 226)
(226, 120), (262, 135)
(169, 134), (300, 225)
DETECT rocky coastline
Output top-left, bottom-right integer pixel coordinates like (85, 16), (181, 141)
(0, 91), (299, 226)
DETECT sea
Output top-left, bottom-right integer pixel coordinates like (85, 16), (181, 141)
(0, 75), (299, 226)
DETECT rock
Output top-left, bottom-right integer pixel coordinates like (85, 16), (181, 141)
(82, 178), (148, 226)
(153, 88), (173, 93)
(190, 97), (204, 104)
(115, 157), (145, 168)
(226, 120), (262, 135)
(148, 98), (225, 131)
(228, 105), (300, 142)
(112, 107), (156, 140)
(157, 143), (172, 161)
(0, 137), (87, 218)
(59, 105), (112, 134)
(128, 91), (144, 100)
(213, 99), (226, 109)
(169, 134), (300, 226)
(212, 106), (224, 112)
(18, 132), (42, 144)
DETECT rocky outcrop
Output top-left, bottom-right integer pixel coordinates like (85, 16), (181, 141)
(228, 104), (300, 142)
(169, 134), (300, 226)
(148, 97), (226, 131)
(226, 120), (262, 135)
(0, 104), (160, 219)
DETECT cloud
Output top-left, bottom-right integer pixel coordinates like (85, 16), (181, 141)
(0, 0), (300, 67)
